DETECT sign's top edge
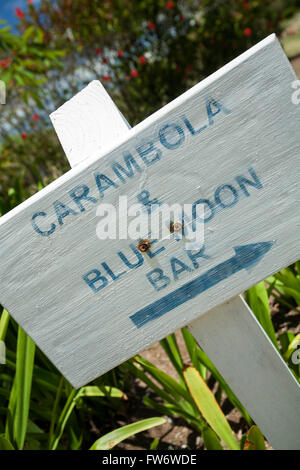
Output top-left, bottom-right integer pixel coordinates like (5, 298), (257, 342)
(0, 34), (279, 228)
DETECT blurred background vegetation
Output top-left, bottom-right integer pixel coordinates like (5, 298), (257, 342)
(0, 0), (300, 450)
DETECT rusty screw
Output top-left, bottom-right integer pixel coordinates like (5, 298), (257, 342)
(138, 239), (151, 252)
(170, 221), (183, 233)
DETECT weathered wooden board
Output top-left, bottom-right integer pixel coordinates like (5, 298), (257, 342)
(52, 69), (300, 449)
(0, 34), (300, 391)
(51, 48), (300, 450)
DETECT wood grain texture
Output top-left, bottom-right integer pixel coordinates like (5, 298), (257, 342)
(53, 39), (300, 450)
(50, 80), (131, 167)
(0, 34), (300, 421)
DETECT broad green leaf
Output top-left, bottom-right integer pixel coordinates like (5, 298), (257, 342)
(202, 427), (223, 450)
(0, 309), (10, 342)
(6, 327), (35, 449)
(0, 435), (14, 450)
(90, 417), (166, 450)
(183, 367), (239, 450)
(78, 385), (124, 399)
(196, 348), (251, 424)
(245, 282), (278, 350)
(27, 420), (44, 434)
(182, 327), (207, 379)
(243, 426), (266, 450)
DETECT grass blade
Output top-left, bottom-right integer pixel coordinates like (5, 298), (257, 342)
(183, 367), (239, 450)
(0, 435), (14, 450)
(0, 309), (10, 342)
(245, 282), (278, 350)
(6, 326), (35, 449)
(89, 417), (166, 450)
(202, 427), (223, 450)
(243, 425), (266, 450)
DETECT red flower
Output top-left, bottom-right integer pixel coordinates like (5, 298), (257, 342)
(27, 0), (33, 4)
(32, 114), (39, 121)
(102, 57), (108, 64)
(166, 1), (174, 10)
(244, 27), (252, 36)
(117, 50), (124, 57)
(1, 60), (7, 68)
(103, 75), (110, 81)
(130, 69), (138, 78)
(175, 65), (182, 72)
(139, 55), (147, 65)
(21, 132), (28, 140)
(243, 2), (249, 9)
(95, 48), (102, 55)
(148, 21), (156, 31)
(289, 29), (296, 36)
(15, 7), (24, 19)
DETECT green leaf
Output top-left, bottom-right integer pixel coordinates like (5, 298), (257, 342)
(160, 333), (185, 386)
(50, 388), (77, 450)
(0, 435), (14, 450)
(279, 286), (300, 306)
(6, 327), (35, 449)
(0, 309), (10, 342)
(243, 426), (266, 450)
(195, 348), (252, 424)
(202, 427), (223, 450)
(78, 385), (124, 399)
(275, 268), (300, 292)
(284, 334), (300, 361)
(150, 438), (159, 450)
(279, 331), (295, 355)
(182, 327), (206, 379)
(134, 356), (195, 407)
(245, 282), (278, 350)
(183, 367), (239, 450)
(89, 417), (166, 450)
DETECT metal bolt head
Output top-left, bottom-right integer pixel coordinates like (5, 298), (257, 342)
(138, 239), (151, 252)
(170, 221), (183, 233)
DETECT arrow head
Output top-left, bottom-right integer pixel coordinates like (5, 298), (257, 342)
(234, 241), (274, 272)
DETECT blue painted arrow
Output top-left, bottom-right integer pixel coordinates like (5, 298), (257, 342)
(130, 241), (274, 328)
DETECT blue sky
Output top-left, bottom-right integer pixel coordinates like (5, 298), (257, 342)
(0, 0), (41, 26)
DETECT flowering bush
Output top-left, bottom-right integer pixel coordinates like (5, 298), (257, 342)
(0, 0), (298, 202)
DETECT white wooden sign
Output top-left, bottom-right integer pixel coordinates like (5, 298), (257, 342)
(0, 34), (300, 448)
